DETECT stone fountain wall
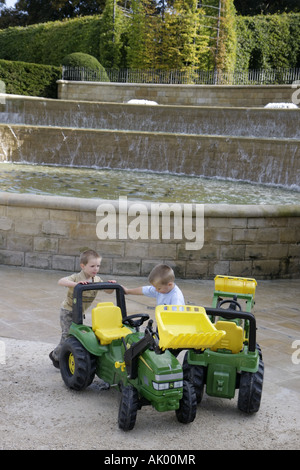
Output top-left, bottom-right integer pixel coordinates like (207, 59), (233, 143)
(0, 91), (299, 279)
(0, 192), (299, 279)
(57, 81), (295, 107)
(0, 95), (299, 187)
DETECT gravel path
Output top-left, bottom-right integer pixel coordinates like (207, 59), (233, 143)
(1, 336), (299, 451)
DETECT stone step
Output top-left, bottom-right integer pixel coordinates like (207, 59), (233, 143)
(1, 95), (299, 139)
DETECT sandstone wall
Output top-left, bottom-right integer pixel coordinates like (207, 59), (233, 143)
(0, 193), (299, 279)
(57, 81), (295, 108)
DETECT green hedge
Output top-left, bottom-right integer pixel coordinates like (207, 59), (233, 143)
(0, 16), (102, 66)
(235, 13), (300, 70)
(0, 59), (61, 98)
(0, 12), (299, 71)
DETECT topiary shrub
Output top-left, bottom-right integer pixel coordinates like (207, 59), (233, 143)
(62, 52), (109, 81)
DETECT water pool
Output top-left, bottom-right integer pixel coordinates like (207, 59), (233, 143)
(0, 163), (299, 205)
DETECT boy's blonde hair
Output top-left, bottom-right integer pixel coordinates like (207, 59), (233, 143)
(148, 264), (175, 285)
(80, 249), (101, 265)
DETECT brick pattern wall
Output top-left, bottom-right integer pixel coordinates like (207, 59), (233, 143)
(57, 81), (295, 107)
(0, 193), (299, 279)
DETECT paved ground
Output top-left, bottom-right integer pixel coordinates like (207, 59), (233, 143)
(0, 265), (299, 450)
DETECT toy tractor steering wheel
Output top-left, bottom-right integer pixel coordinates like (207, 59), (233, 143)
(218, 299), (242, 311)
(123, 313), (150, 328)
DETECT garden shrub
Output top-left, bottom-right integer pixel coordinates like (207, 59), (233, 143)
(62, 52), (109, 81)
(0, 59), (61, 98)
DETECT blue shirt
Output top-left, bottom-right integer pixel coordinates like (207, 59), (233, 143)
(142, 284), (185, 306)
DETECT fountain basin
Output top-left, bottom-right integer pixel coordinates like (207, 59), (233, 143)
(0, 163), (299, 204)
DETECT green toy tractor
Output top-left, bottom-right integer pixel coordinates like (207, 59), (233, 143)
(59, 283), (198, 431)
(59, 276), (264, 430)
(182, 276), (264, 413)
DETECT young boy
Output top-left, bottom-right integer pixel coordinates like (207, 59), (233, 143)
(49, 249), (114, 368)
(123, 264), (185, 306)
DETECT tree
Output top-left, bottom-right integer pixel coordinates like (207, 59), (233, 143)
(99, 0), (129, 68)
(0, 5), (27, 28)
(215, 0), (237, 74)
(161, 0), (205, 69)
(126, 0), (157, 69)
(0, 0), (106, 27)
(234, 0), (300, 16)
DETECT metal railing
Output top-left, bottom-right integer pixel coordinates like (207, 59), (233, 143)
(62, 66), (300, 85)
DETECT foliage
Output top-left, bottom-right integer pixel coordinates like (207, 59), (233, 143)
(0, 15), (102, 66)
(161, 0), (206, 69)
(0, 5), (27, 28)
(235, 13), (300, 70)
(0, 3), (299, 74)
(215, 0), (237, 74)
(62, 51), (109, 80)
(0, 0), (106, 28)
(126, 0), (158, 69)
(0, 58), (61, 97)
(234, 0), (300, 16)
(126, 0), (234, 72)
(62, 52), (100, 68)
(98, 0), (129, 69)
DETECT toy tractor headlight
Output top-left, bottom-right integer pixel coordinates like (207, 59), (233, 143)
(152, 380), (183, 391)
(173, 380), (183, 388)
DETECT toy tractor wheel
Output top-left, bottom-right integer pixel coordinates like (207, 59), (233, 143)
(118, 385), (139, 431)
(176, 380), (197, 424)
(238, 358), (264, 413)
(60, 336), (96, 391)
(182, 352), (206, 403)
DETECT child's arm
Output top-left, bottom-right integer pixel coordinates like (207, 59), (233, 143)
(122, 286), (144, 295)
(104, 279), (117, 294)
(58, 277), (90, 288)
(58, 276), (79, 288)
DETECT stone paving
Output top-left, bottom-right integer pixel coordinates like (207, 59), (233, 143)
(1, 265), (300, 450)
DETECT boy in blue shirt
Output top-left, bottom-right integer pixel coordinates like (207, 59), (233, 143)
(123, 264), (185, 306)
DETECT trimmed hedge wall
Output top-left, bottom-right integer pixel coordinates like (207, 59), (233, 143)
(0, 16), (101, 67)
(0, 13), (299, 73)
(235, 13), (300, 70)
(0, 59), (61, 98)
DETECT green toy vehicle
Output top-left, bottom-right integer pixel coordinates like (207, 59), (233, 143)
(182, 276), (264, 413)
(59, 276), (263, 430)
(59, 283), (198, 431)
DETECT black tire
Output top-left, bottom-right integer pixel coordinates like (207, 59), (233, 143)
(182, 352), (206, 403)
(176, 380), (197, 424)
(59, 336), (96, 391)
(238, 358), (264, 413)
(118, 385), (139, 431)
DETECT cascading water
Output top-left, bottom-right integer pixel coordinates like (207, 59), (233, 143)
(0, 94), (299, 196)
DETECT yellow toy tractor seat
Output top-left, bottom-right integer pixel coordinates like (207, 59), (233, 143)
(211, 320), (244, 354)
(92, 302), (132, 345)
